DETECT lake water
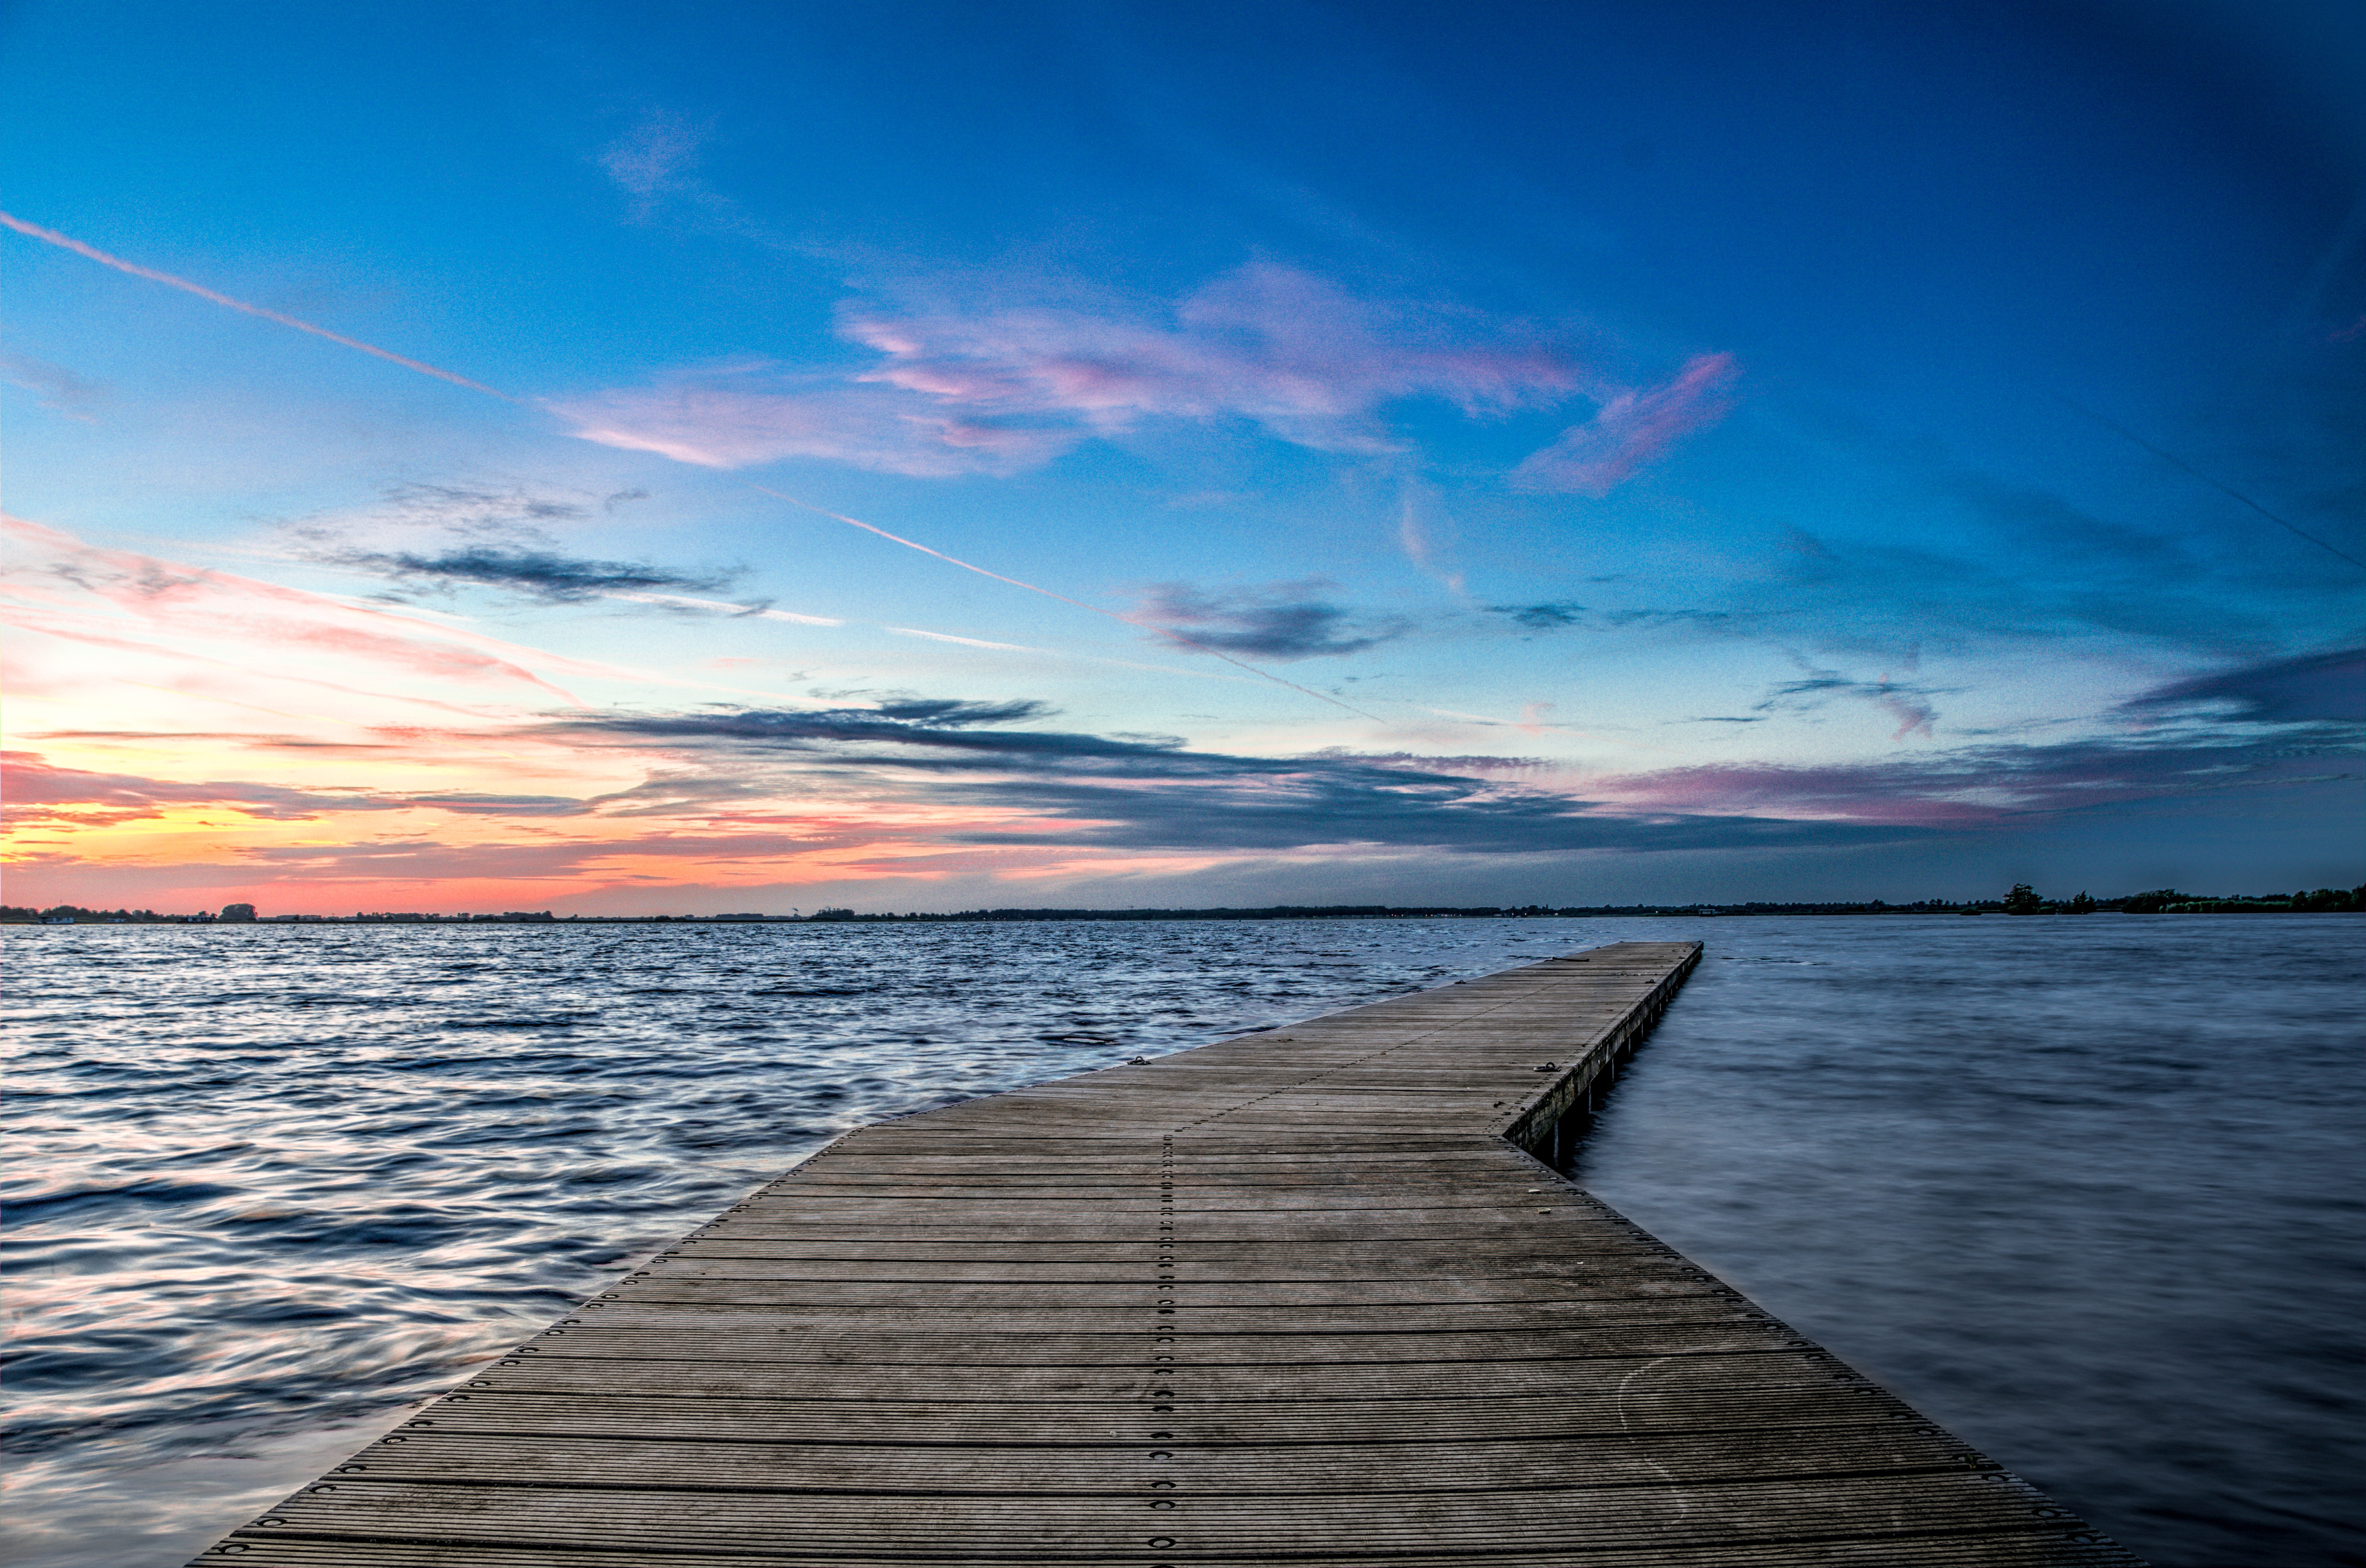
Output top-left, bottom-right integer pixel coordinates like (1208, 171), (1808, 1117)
(4, 916), (2358, 1566)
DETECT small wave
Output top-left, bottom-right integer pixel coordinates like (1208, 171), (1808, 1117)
(3, 916), (2357, 1567)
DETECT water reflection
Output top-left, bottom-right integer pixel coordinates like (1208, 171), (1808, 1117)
(3, 917), (2356, 1566)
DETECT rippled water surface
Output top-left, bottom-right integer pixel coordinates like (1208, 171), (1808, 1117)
(5, 917), (2359, 1566)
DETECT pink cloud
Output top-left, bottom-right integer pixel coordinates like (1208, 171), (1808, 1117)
(2, 514), (596, 703)
(551, 379), (1077, 476)
(849, 264), (1580, 447)
(0, 750), (584, 832)
(559, 265), (1592, 476)
(1580, 761), (1996, 828)
(1574, 712), (2348, 828)
(1874, 680), (1937, 740)
(1510, 352), (1739, 495)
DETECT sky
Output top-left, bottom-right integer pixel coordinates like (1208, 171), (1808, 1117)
(2, 0), (2361, 916)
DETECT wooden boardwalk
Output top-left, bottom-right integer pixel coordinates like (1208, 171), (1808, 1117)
(199, 941), (2139, 1566)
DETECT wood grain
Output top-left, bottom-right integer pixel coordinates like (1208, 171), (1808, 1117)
(193, 940), (2141, 1566)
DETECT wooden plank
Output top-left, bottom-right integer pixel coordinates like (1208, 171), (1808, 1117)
(216, 1474), (2119, 1558)
(333, 1425), (2017, 1493)
(338, 1384), (1952, 1445)
(194, 941), (2140, 1566)
(203, 1535), (2140, 1568)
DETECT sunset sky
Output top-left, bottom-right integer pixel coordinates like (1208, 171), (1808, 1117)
(4, 0), (2360, 915)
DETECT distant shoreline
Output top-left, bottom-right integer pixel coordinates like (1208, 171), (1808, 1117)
(9, 888), (2362, 926)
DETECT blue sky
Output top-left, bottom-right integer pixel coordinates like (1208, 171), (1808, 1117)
(3, 0), (2360, 913)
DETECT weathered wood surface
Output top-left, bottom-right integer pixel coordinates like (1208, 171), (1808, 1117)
(197, 941), (2139, 1565)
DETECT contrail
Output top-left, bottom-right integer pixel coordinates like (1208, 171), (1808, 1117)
(744, 482), (1385, 720)
(3, 208), (1378, 717)
(0, 209), (515, 400)
(2048, 390), (2366, 574)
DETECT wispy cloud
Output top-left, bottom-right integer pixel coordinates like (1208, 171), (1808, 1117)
(1129, 581), (1408, 661)
(1, 751), (584, 831)
(3, 752), (391, 829)
(2121, 645), (2366, 723)
(534, 700), (1912, 855)
(0, 209), (510, 398)
(1761, 406), (2296, 651)
(847, 264), (1579, 449)
(0, 351), (109, 420)
(553, 375), (1075, 476)
(523, 677), (2355, 854)
(358, 482), (598, 531)
(558, 264), (1598, 479)
(323, 545), (740, 604)
(1487, 599), (1750, 636)
(17, 647), (2353, 906)
(742, 484), (1384, 719)
(291, 482), (743, 606)
(4, 513), (602, 705)
(1590, 729), (2358, 828)
(1395, 482), (1467, 595)
(599, 110), (711, 200)
(1499, 600), (1587, 630)
(1511, 352), (1739, 494)
(1752, 661), (1940, 740)
(1591, 646), (2366, 823)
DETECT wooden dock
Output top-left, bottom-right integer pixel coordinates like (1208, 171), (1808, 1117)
(198, 941), (2139, 1566)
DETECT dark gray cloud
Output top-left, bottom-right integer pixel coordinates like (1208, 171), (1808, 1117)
(1488, 601), (1747, 636)
(1752, 664), (1942, 738)
(326, 544), (739, 603)
(531, 703), (1920, 855)
(2122, 645), (2366, 724)
(1498, 601), (1586, 630)
(26, 643), (2356, 864)
(526, 647), (2363, 854)
(368, 482), (591, 530)
(1608, 724), (2362, 830)
(290, 483), (736, 605)
(546, 703), (1171, 764)
(1133, 581), (1407, 660)
(953, 775), (1896, 854)
(1588, 648), (2366, 825)
(869, 698), (1056, 726)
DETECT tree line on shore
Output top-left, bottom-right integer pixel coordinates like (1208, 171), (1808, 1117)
(7, 883), (2362, 925)
(809, 885), (2363, 921)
